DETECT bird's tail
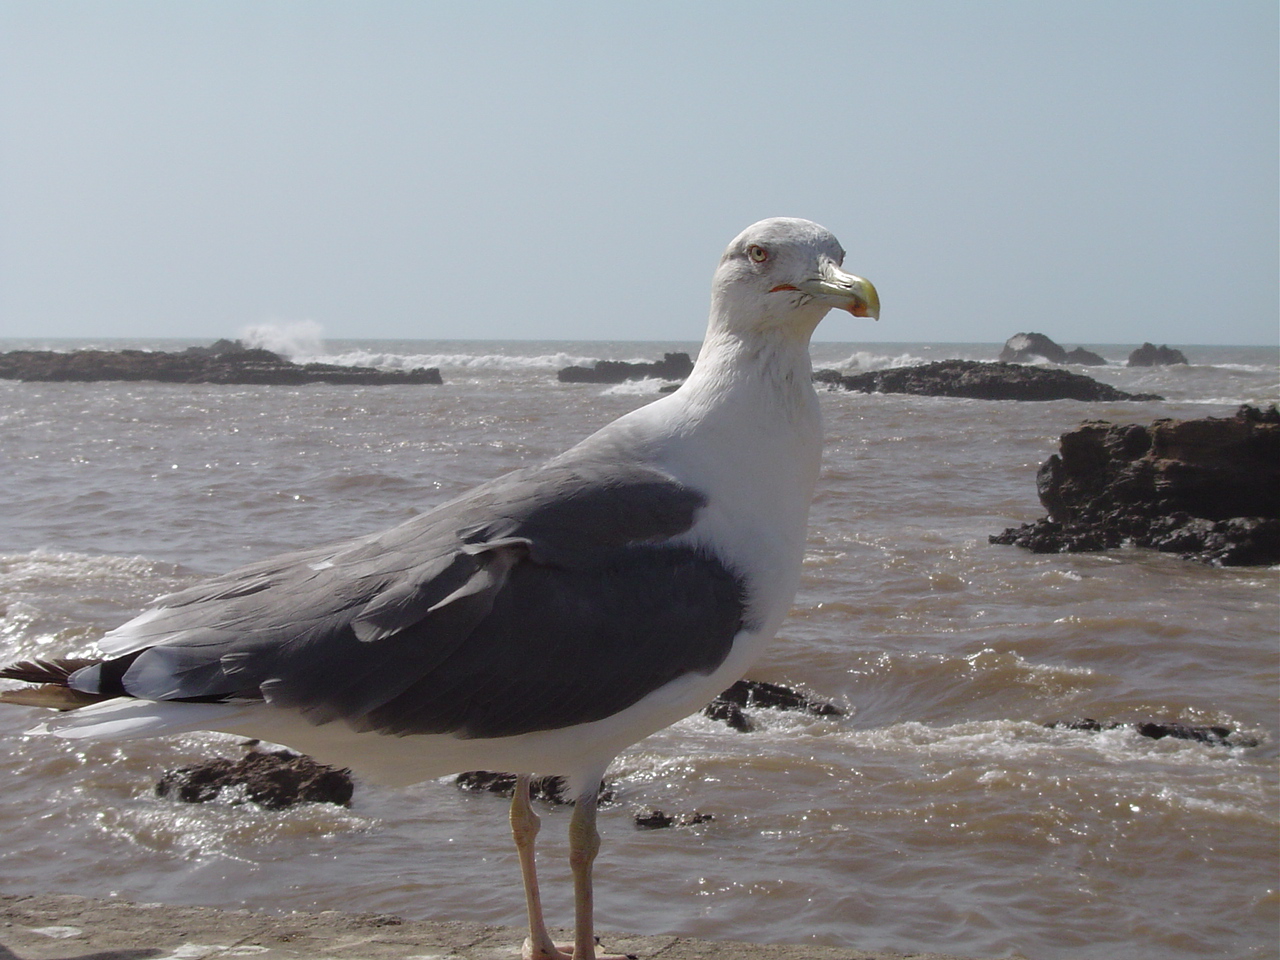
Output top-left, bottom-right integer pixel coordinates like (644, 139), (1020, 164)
(0, 658), (113, 710)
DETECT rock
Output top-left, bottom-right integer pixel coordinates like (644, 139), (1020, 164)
(702, 698), (755, 732)
(633, 808), (715, 829)
(999, 332), (1070, 364)
(557, 352), (694, 384)
(998, 334), (1107, 366)
(702, 679), (843, 732)
(0, 342), (443, 385)
(454, 771), (616, 805)
(1127, 342), (1189, 366)
(816, 359), (1162, 402)
(155, 748), (354, 808)
(1046, 718), (1258, 748)
(991, 405), (1280, 564)
(1064, 347), (1107, 366)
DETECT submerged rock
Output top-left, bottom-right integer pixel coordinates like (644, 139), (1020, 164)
(155, 748), (354, 808)
(702, 679), (844, 733)
(0, 341), (442, 385)
(991, 405), (1280, 565)
(557, 352), (693, 384)
(1064, 347), (1107, 366)
(1046, 718), (1258, 748)
(633, 808), (715, 829)
(815, 359), (1161, 402)
(454, 771), (616, 805)
(1127, 342), (1189, 366)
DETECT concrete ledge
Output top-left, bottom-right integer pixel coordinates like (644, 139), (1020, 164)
(0, 893), (994, 960)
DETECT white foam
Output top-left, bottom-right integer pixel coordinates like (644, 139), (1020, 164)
(238, 320), (326, 360)
(291, 349), (602, 372)
(601, 378), (671, 396)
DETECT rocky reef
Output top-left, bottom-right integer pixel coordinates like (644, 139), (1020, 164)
(1127, 342), (1189, 366)
(156, 747), (354, 808)
(991, 405), (1279, 565)
(815, 359), (1162, 402)
(0, 339), (442, 385)
(557, 352), (694, 384)
(999, 332), (1107, 366)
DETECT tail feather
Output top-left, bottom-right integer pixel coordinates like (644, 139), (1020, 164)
(0, 657), (101, 685)
(0, 658), (114, 711)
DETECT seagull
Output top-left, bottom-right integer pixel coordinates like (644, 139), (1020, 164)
(0, 217), (878, 960)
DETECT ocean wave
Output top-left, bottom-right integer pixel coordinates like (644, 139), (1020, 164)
(292, 350), (603, 372)
(823, 350), (932, 372)
(239, 321), (326, 360)
(601, 378), (672, 396)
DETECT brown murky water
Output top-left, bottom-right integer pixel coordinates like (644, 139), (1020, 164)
(1, 340), (1276, 959)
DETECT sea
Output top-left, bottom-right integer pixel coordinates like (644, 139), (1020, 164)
(0, 336), (1276, 960)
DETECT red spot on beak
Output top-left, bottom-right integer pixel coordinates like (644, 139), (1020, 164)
(769, 284), (800, 293)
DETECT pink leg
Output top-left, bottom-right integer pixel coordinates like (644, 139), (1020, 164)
(511, 775), (570, 960)
(567, 787), (632, 960)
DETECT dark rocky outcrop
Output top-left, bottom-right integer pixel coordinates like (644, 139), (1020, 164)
(991, 405), (1280, 564)
(557, 352), (694, 384)
(1000, 332), (1070, 364)
(633, 808), (715, 829)
(1065, 347), (1107, 366)
(454, 771), (616, 806)
(815, 360), (1162, 402)
(1128, 342), (1189, 367)
(155, 748), (354, 808)
(702, 679), (844, 733)
(0, 341), (442, 385)
(1046, 718), (1259, 748)
(999, 334), (1108, 366)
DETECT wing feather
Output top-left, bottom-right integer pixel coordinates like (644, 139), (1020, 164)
(58, 455), (745, 739)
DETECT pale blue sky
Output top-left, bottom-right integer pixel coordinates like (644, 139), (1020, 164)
(1, 1), (1275, 345)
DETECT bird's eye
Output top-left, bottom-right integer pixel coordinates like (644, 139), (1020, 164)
(747, 245), (768, 263)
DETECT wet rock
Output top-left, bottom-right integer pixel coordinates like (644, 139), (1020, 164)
(702, 679), (843, 732)
(454, 771), (616, 805)
(702, 698), (755, 732)
(997, 334), (1107, 366)
(814, 359), (1161, 402)
(1065, 347), (1107, 366)
(155, 748), (354, 808)
(999, 332), (1070, 364)
(1046, 718), (1258, 748)
(991, 405), (1280, 564)
(557, 352), (694, 384)
(1128, 342), (1189, 366)
(0, 342), (443, 385)
(633, 808), (715, 829)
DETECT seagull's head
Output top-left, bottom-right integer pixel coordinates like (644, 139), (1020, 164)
(711, 218), (879, 339)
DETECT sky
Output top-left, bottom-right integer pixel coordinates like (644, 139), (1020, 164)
(0, 1), (1275, 346)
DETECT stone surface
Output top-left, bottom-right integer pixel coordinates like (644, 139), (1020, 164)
(633, 808), (716, 829)
(453, 770), (616, 805)
(1064, 346), (1107, 365)
(997, 334), (1109, 366)
(1127, 342), (1189, 366)
(0, 892), (995, 960)
(1045, 718), (1259, 748)
(991, 405), (1280, 564)
(702, 679), (844, 732)
(557, 352), (694, 383)
(815, 359), (1162, 402)
(998, 332), (1070, 364)
(155, 748), (354, 808)
(0, 341), (443, 385)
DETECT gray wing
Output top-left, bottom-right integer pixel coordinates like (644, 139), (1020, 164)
(76, 456), (747, 739)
